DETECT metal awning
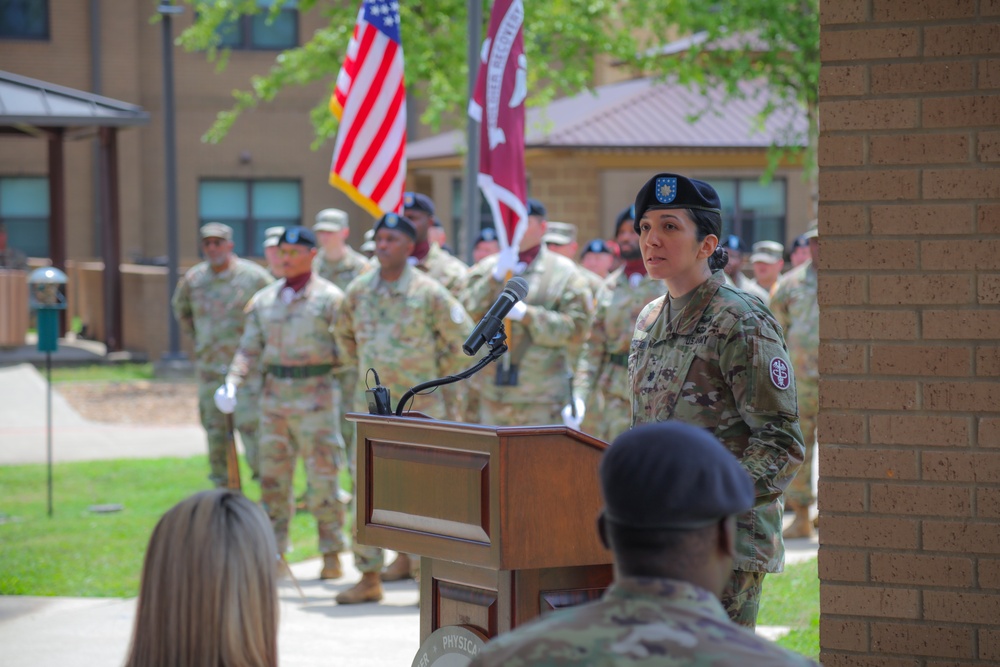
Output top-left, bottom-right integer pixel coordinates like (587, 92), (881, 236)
(0, 70), (150, 352)
(0, 70), (149, 131)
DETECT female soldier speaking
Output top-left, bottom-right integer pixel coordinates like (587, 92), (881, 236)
(627, 173), (805, 629)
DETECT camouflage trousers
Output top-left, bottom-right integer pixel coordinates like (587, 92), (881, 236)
(335, 370), (357, 490)
(197, 378), (262, 486)
(259, 408), (346, 556)
(479, 398), (562, 427)
(593, 392), (633, 443)
(721, 570), (766, 629)
(786, 377), (818, 508)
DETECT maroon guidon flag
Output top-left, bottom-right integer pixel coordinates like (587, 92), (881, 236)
(468, 0), (528, 252)
(329, 0), (406, 218)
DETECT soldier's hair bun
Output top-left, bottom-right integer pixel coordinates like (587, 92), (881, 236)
(708, 246), (729, 271)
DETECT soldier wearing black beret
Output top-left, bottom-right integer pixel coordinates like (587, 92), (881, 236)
(470, 422), (817, 667)
(627, 172), (804, 629)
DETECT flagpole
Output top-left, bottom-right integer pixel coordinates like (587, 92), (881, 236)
(462, 0), (483, 265)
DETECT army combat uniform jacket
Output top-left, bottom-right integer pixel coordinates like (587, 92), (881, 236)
(470, 577), (817, 667)
(227, 275), (346, 414)
(335, 264), (472, 420)
(171, 257), (273, 379)
(463, 245), (594, 406)
(629, 270), (804, 573)
(575, 267), (665, 442)
(313, 245), (372, 291)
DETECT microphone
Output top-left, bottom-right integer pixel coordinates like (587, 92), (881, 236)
(462, 276), (529, 356)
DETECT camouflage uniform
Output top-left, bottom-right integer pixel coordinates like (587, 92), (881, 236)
(469, 578), (817, 667)
(313, 246), (372, 486)
(171, 258), (273, 484)
(628, 270), (804, 628)
(413, 242), (469, 422)
(0, 246), (29, 270)
(334, 263), (472, 572)
(575, 268), (664, 442)
(413, 242), (469, 298)
(463, 245), (594, 426)
(226, 275), (347, 557)
(727, 271), (771, 306)
(769, 260), (819, 509)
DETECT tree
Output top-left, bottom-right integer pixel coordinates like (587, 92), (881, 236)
(178, 0), (819, 178)
(622, 0), (820, 183)
(176, 0), (638, 147)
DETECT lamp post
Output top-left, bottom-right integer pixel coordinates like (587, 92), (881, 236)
(28, 267), (68, 517)
(158, 0), (186, 364)
(462, 0), (482, 264)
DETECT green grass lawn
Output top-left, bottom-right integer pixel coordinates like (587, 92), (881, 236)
(49, 362), (155, 384)
(0, 455), (349, 598)
(758, 558), (820, 659)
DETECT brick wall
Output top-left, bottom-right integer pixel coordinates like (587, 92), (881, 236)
(819, 1), (1000, 664)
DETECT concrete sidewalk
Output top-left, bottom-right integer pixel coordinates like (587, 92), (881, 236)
(0, 363), (205, 465)
(0, 362), (818, 666)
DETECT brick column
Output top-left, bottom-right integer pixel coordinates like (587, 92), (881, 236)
(819, 1), (1000, 664)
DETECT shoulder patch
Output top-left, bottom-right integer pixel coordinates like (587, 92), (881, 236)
(769, 357), (791, 390)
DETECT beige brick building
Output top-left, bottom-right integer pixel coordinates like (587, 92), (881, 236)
(818, 0), (1000, 663)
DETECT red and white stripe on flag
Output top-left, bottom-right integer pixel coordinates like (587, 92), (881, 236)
(329, 0), (407, 218)
(468, 0), (528, 252)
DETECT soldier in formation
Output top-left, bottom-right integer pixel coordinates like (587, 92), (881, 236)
(749, 240), (785, 297)
(215, 226), (348, 581)
(262, 226), (285, 278)
(463, 198), (593, 426)
(627, 173), (804, 629)
(171, 222), (273, 484)
(721, 234), (770, 305)
(579, 238), (617, 279)
(333, 212), (472, 603)
(311, 207), (372, 505)
(0, 222), (28, 270)
(469, 421), (817, 667)
(570, 206), (664, 439)
(770, 225), (820, 539)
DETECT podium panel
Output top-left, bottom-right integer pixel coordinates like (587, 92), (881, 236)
(349, 413), (613, 642)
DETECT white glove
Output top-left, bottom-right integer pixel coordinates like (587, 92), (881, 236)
(214, 383), (237, 414)
(507, 300), (527, 321)
(561, 398), (586, 430)
(492, 246), (520, 280)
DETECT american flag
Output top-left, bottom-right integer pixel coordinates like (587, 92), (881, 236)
(329, 0), (406, 218)
(469, 0), (527, 252)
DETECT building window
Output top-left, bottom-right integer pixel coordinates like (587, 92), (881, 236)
(198, 179), (301, 257)
(0, 177), (49, 257)
(215, 0), (298, 50)
(708, 177), (787, 246)
(0, 0), (48, 40)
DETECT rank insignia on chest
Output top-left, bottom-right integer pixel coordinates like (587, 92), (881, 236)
(770, 357), (791, 390)
(655, 177), (678, 204)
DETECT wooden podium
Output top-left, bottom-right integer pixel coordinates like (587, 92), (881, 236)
(349, 413), (613, 642)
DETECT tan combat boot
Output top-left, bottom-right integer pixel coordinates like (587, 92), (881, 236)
(783, 506), (814, 539)
(380, 553), (414, 582)
(335, 572), (384, 604)
(319, 553), (342, 580)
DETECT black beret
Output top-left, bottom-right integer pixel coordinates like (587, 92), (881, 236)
(790, 234), (810, 250)
(277, 225), (317, 248)
(721, 234), (747, 254)
(403, 192), (435, 216)
(373, 212), (417, 240)
(633, 173), (722, 233)
(614, 204), (636, 235)
(475, 227), (498, 244)
(527, 198), (547, 218)
(581, 238), (614, 256)
(600, 421), (754, 530)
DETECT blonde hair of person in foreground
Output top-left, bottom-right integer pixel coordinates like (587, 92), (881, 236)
(123, 489), (279, 667)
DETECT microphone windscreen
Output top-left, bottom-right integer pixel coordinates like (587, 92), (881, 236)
(506, 276), (529, 301)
